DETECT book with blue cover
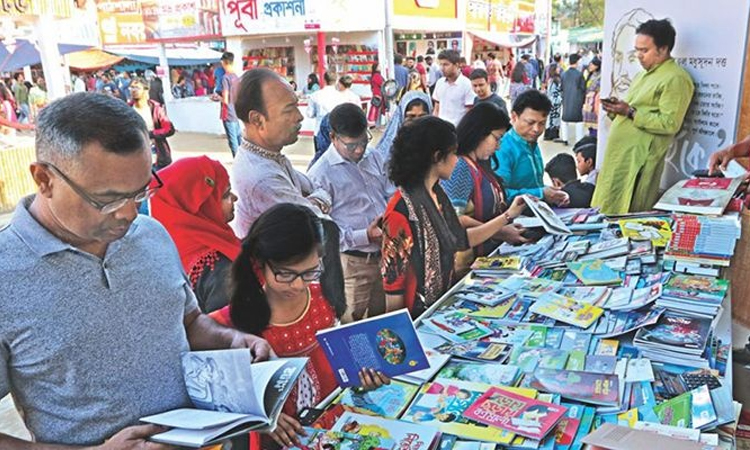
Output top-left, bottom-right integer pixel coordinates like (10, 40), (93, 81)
(567, 260), (623, 286)
(316, 309), (429, 388)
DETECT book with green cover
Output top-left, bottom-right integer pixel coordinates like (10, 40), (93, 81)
(653, 390), (692, 428)
(436, 359), (520, 386)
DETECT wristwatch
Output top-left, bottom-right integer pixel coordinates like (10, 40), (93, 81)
(627, 106), (636, 120)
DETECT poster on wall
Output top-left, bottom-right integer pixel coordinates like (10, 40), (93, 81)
(598, 0), (750, 187)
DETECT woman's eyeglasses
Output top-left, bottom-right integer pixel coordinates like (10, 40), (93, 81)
(268, 260), (325, 283)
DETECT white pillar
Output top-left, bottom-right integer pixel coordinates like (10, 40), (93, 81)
(383, 0), (395, 79)
(158, 43), (173, 101)
(35, 14), (66, 100)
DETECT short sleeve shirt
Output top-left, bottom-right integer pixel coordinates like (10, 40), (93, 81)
(432, 74), (475, 125)
(0, 197), (197, 445)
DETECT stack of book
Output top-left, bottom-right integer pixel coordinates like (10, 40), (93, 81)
(633, 313), (713, 368)
(656, 274), (729, 318)
(664, 214), (741, 268)
(654, 176), (744, 216)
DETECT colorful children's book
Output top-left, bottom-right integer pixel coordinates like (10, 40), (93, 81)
(486, 325), (535, 346)
(291, 427), (396, 450)
(455, 277), (517, 307)
(463, 387), (568, 440)
(556, 286), (611, 306)
(663, 274), (729, 304)
(331, 411), (441, 450)
(618, 218), (673, 247)
(560, 331), (593, 353)
(334, 380), (420, 418)
(594, 339), (619, 356)
(471, 256), (525, 273)
(653, 390), (692, 427)
(423, 311), (494, 343)
(528, 293), (604, 329)
(401, 379), (533, 443)
(654, 176), (743, 215)
(690, 384), (718, 430)
(566, 260), (622, 286)
(633, 314), (712, 355)
(499, 275), (562, 298)
(316, 309), (429, 388)
(467, 296), (517, 319)
(436, 359), (521, 386)
(568, 404), (595, 450)
(520, 368), (620, 406)
(435, 340), (511, 363)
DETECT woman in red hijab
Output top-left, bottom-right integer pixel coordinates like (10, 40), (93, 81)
(151, 156), (240, 312)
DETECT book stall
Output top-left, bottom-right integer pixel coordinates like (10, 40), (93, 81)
(291, 175), (746, 450)
(0, 136), (37, 213)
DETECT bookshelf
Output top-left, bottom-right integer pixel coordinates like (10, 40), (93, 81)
(310, 44), (378, 84)
(242, 46), (295, 79)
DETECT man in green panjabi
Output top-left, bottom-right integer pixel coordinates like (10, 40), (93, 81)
(592, 18), (694, 214)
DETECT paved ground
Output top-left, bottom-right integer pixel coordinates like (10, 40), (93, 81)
(0, 128), (571, 438)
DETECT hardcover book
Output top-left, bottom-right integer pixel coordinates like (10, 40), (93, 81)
(654, 176), (743, 215)
(316, 309), (429, 387)
(462, 386), (567, 440)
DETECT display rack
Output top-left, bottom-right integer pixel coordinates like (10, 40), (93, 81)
(310, 44), (378, 84)
(242, 46), (295, 79)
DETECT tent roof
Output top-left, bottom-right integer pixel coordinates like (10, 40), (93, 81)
(468, 31), (538, 49)
(67, 49), (124, 71)
(105, 46), (222, 66)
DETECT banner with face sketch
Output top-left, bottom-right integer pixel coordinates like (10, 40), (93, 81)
(597, 1), (750, 187)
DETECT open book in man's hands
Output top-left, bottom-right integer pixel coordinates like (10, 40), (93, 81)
(140, 349), (308, 447)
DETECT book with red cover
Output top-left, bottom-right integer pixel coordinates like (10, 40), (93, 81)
(462, 386), (567, 440)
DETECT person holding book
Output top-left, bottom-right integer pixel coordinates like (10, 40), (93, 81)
(381, 116), (529, 317)
(209, 203), (388, 448)
(0, 93), (272, 448)
(441, 102), (529, 261)
(150, 156), (240, 313)
(544, 153), (595, 208)
(708, 134), (750, 175)
(493, 89), (570, 207)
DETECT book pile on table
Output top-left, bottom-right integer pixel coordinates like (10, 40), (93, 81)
(664, 214), (741, 270)
(291, 191), (740, 450)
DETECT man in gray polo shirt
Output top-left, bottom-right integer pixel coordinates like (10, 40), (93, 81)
(0, 93), (271, 448)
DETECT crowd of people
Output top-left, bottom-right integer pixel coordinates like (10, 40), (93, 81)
(0, 16), (724, 450)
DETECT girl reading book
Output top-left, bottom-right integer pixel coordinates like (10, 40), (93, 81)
(210, 203), (388, 448)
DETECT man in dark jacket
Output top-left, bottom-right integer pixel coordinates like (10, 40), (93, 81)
(559, 53), (586, 146)
(544, 153), (594, 208)
(129, 77), (175, 169)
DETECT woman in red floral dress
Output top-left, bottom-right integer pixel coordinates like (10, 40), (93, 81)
(210, 203), (388, 448)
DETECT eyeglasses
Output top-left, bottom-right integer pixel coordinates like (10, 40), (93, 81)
(268, 260), (324, 283)
(490, 131), (504, 143)
(41, 162), (163, 215)
(335, 130), (372, 153)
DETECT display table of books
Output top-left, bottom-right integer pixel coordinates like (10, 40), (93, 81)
(295, 176), (745, 450)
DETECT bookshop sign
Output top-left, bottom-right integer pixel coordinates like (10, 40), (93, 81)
(219, 0), (319, 36)
(597, 0), (750, 187)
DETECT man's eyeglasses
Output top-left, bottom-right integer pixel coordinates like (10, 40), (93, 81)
(268, 260), (324, 284)
(41, 162), (163, 215)
(335, 131), (373, 153)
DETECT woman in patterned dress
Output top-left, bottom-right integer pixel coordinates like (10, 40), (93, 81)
(381, 116), (528, 318)
(210, 203), (387, 448)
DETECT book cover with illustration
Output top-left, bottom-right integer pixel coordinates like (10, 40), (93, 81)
(521, 194), (572, 235)
(436, 359), (521, 386)
(529, 293), (604, 329)
(291, 427), (396, 450)
(689, 384), (717, 430)
(556, 286), (612, 306)
(567, 260), (623, 286)
(634, 314), (712, 354)
(471, 256), (525, 272)
(331, 411), (441, 450)
(663, 274), (729, 304)
(466, 296), (517, 319)
(509, 347), (569, 374)
(499, 275), (562, 298)
(454, 277), (516, 307)
(553, 402), (590, 450)
(316, 309), (429, 387)
(486, 325), (535, 346)
(520, 368), (620, 406)
(434, 340), (511, 363)
(653, 390), (692, 428)
(618, 218), (673, 247)
(462, 386), (567, 440)
(654, 176), (743, 215)
(423, 311), (494, 343)
(401, 379), (535, 443)
(334, 380), (420, 418)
